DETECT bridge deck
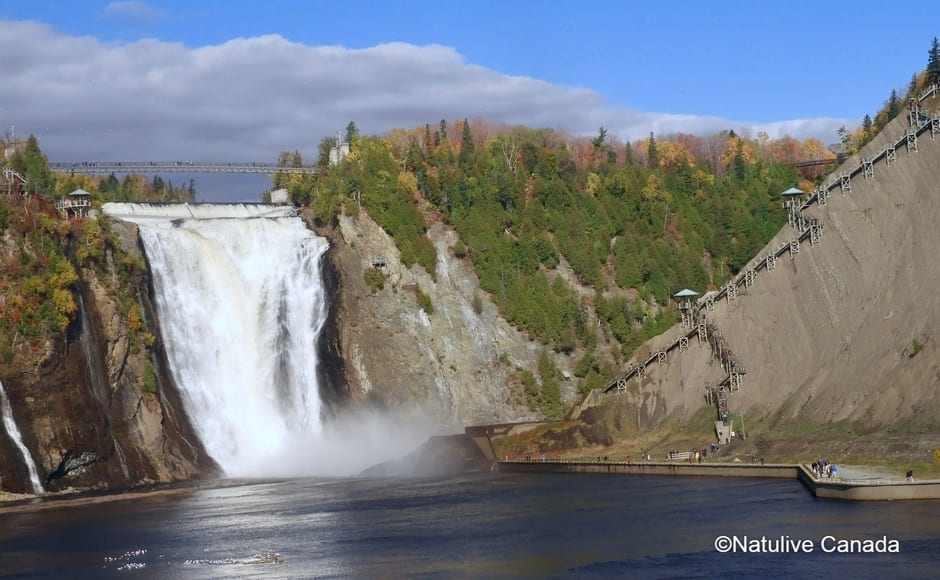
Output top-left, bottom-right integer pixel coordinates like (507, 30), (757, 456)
(50, 162), (319, 175)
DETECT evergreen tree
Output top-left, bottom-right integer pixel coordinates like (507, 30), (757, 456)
(732, 140), (747, 180)
(152, 175), (165, 193)
(624, 142), (634, 166)
(647, 132), (659, 169)
(99, 173), (120, 195)
(458, 119), (475, 166)
(438, 119), (448, 145)
(928, 37), (940, 86)
(862, 114), (873, 134)
(345, 121), (359, 145)
(13, 135), (56, 194)
(887, 89), (901, 120)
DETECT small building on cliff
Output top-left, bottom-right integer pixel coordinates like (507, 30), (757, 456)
(55, 189), (92, 219)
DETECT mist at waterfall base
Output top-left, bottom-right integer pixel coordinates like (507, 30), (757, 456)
(116, 203), (440, 478)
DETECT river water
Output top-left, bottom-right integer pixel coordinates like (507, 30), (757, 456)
(2, 472), (938, 579)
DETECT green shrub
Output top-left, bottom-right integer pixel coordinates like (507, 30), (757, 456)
(471, 292), (483, 315)
(363, 268), (386, 292)
(415, 286), (434, 315)
(142, 358), (158, 393)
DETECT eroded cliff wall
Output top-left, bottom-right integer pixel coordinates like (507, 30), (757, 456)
(0, 219), (215, 494)
(591, 105), (940, 448)
(315, 210), (579, 428)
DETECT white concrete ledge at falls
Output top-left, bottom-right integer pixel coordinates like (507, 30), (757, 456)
(101, 202), (297, 224)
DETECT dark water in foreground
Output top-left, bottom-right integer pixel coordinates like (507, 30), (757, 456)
(1, 473), (939, 579)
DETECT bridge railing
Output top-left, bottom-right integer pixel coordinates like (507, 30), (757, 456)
(49, 162), (319, 175)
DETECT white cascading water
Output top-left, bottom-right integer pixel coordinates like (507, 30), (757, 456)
(104, 203), (329, 477)
(0, 378), (44, 493)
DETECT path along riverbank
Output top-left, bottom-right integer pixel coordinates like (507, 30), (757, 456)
(496, 460), (940, 501)
(3, 461), (936, 512)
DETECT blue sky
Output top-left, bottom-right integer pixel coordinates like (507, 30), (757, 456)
(1, 1), (937, 199)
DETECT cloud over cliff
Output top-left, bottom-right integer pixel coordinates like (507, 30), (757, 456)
(0, 18), (850, 168)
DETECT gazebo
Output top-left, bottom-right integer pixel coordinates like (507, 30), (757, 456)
(674, 289), (699, 328)
(55, 188), (92, 219)
(781, 187), (805, 229)
(673, 288), (699, 303)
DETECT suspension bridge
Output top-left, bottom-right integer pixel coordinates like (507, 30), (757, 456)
(48, 161), (319, 175)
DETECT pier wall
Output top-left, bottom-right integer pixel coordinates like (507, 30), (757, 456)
(494, 459), (940, 501)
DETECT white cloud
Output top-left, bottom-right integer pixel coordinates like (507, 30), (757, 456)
(1, 19), (852, 198)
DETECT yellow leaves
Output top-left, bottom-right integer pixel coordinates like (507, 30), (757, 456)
(52, 287), (76, 320)
(693, 169), (715, 188)
(53, 172), (97, 197)
(77, 218), (105, 265)
(585, 172), (601, 196)
(48, 256), (78, 288)
(656, 140), (694, 170)
(126, 304), (143, 332)
(397, 170), (419, 196)
(641, 174), (673, 204)
(802, 138), (834, 161)
(720, 135), (758, 169)
(22, 275), (44, 296)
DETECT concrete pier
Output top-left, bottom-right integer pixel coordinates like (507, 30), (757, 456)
(495, 460), (940, 501)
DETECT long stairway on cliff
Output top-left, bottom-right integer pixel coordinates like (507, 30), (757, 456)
(602, 84), (940, 434)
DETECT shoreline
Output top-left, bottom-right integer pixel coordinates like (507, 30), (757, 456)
(496, 460), (940, 501)
(3, 461), (937, 512)
(0, 478), (270, 515)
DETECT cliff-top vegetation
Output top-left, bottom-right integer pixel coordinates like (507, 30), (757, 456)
(0, 137), (194, 373)
(270, 48), (936, 399)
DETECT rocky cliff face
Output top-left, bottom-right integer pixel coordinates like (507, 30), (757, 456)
(0, 219), (215, 495)
(314, 209), (579, 428)
(14, 109), (936, 491)
(580, 105), (940, 454)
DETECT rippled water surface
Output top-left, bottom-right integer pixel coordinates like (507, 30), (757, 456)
(2, 473), (939, 578)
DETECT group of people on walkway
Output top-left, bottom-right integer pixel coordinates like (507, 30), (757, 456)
(811, 459), (837, 478)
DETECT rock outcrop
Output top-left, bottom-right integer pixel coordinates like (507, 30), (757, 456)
(316, 210), (577, 428)
(0, 219), (216, 495)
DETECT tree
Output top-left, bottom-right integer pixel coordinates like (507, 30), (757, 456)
(438, 119), (448, 146)
(887, 89), (900, 120)
(591, 126), (607, 149)
(152, 175), (165, 194)
(928, 37), (940, 86)
(862, 114), (873, 134)
(345, 121), (359, 145)
(317, 136), (338, 170)
(458, 118), (475, 166)
(11, 135), (56, 194)
(647, 132), (659, 169)
(277, 149), (303, 167)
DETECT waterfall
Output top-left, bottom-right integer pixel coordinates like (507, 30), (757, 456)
(106, 203), (330, 477)
(0, 379), (44, 494)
